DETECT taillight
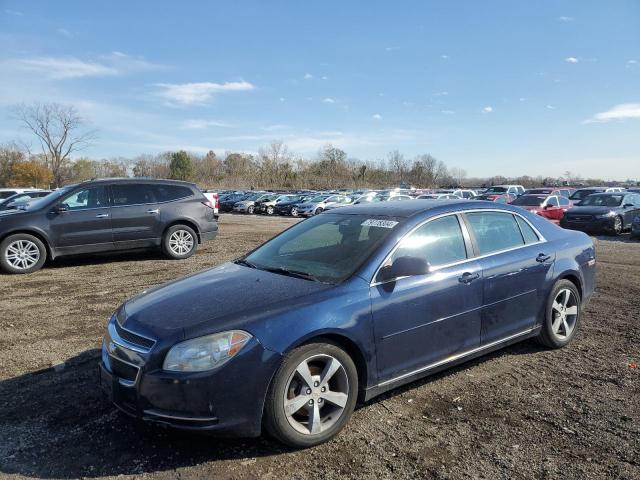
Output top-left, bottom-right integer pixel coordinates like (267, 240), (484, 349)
(202, 200), (214, 209)
(214, 193), (219, 209)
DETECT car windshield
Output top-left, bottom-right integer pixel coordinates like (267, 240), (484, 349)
(241, 213), (400, 283)
(309, 195), (329, 202)
(570, 189), (601, 201)
(484, 187), (508, 193)
(512, 195), (545, 206)
(21, 188), (72, 211)
(579, 194), (623, 207)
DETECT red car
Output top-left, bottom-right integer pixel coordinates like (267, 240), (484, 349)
(511, 194), (572, 224)
(524, 187), (576, 200)
(475, 192), (516, 203)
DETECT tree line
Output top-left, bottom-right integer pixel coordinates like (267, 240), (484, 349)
(0, 101), (623, 190)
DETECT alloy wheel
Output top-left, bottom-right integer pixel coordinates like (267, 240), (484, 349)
(267, 206), (274, 215)
(5, 240), (40, 270)
(283, 354), (349, 435)
(291, 207), (299, 217)
(168, 230), (194, 256)
(613, 216), (622, 235)
(551, 288), (579, 340)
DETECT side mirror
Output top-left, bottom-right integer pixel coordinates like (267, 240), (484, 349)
(54, 204), (68, 214)
(380, 256), (431, 282)
(624, 203), (634, 208)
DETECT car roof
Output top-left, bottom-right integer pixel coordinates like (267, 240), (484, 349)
(330, 199), (514, 218)
(76, 177), (197, 187)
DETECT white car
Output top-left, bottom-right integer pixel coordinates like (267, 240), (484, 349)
(452, 189), (477, 199)
(297, 194), (353, 216)
(0, 188), (42, 201)
(417, 193), (462, 200)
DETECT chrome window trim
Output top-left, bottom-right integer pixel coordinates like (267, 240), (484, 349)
(369, 208), (547, 287)
(376, 327), (535, 387)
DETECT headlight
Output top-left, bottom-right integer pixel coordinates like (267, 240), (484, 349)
(163, 330), (252, 372)
(596, 211), (616, 219)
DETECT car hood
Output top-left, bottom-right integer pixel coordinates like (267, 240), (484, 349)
(566, 206), (620, 215)
(121, 262), (333, 338)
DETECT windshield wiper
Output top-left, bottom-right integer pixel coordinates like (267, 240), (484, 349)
(234, 258), (258, 269)
(261, 266), (324, 283)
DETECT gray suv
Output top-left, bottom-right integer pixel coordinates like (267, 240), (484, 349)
(0, 178), (218, 274)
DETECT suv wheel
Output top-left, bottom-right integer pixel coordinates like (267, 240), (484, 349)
(162, 225), (197, 259)
(0, 233), (47, 274)
(536, 279), (581, 348)
(264, 341), (358, 448)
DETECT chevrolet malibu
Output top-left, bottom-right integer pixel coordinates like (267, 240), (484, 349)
(100, 200), (596, 447)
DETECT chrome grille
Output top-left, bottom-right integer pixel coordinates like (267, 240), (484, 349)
(114, 321), (155, 349)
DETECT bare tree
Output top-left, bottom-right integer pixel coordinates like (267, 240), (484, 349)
(13, 102), (96, 186)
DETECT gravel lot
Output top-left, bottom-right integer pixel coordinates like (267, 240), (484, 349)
(1, 214), (638, 479)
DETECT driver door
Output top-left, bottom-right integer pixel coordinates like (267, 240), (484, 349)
(49, 185), (114, 253)
(370, 214), (483, 383)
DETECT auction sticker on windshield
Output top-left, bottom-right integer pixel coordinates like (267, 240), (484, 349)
(361, 219), (399, 228)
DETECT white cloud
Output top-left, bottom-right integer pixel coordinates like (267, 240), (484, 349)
(626, 60), (638, 68)
(482, 106), (493, 113)
(519, 97), (526, 102)
(260, 124), (290, 132)
(12, 56), (118, 79)
(441, 110), (455, 115)
(565, 57), (579, 63)
(558, 16), (575, 22)
(154, 81), (255, 105)
(322, 97), (335, 103)
(56, 28), (73, 38)
(372, 113), (382, 120)
(279, 97), (285, 102)
(385, 47), (399, 52)
(546, 105), (556, 110)
(4, 9), (23, 16)
(440, 54), (449, 59)
(303, 73), (313, 79)
(433, 91), (449, 97)
(584, 103), (640, 123)
(181, 119), (234, 130)
(321, 75), (329, 80)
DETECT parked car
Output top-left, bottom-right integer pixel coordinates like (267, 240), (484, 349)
(632, 214), (640, 240)
(255, 194), (303, 215)
(0, 178), (218, 274)
(201, 190), (219, 218)
(296, 194), (352, 216)
(560, 192), (640, 235)
(273, 195), (313, 217)
(99, 200), (595, 447)
(452, 189), (477, 199)
(417, 194), (462, 200)
(218, 192), (250, 213)
(568, 187), (608, 204)
(232, 192), (267, 214)
(0, 190), (52, 211)
(524, 188), (575, 199)
(474, 193), (516, 203)
(483, 185), (526, 197)
(511, 194), (571, 224)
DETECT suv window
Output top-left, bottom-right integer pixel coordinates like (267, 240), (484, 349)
(465, 212), (525, 255)
(152, 185), (193, 202)
(112, 184), (156, 206)
(61, 186), (109, 210)
(392, 215), (467, 268)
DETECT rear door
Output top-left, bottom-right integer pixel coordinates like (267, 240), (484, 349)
(49, 185), (113, 252)
(110, 183), (164, 247)
(463, 211), (555, 344)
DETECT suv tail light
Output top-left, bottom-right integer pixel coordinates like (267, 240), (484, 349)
(214, 193), (219, 210)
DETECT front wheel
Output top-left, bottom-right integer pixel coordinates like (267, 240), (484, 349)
(290, 207), (299, 217)
(0, 233), (47, 274)
(247, 205), (255, 214)
(264, 341), (358, 448)
(266, 206), (274, 215)
(162, 225), (197, 259)
(612, 216), (623, 236)
(314, 207), (323, 216)
(536, 280), (581, 348)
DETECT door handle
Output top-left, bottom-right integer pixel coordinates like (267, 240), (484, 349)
(458, 272), (480, 284)
(95, 213), (110, 218)
(147, 209), (159, 214)
(536, 253), (551, 263)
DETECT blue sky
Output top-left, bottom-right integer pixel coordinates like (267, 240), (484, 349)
(1, 0), (639, 179)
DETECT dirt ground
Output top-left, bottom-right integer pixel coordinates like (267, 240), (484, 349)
(0, 214), (638, 479)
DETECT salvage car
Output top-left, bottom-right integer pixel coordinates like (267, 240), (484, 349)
(0, 178), (218, 274)
(100, 200), (596, 447)
(560, 192), (640, 235)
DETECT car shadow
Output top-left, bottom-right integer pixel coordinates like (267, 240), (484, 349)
(0, 350), (288, 479)
(44, 249), (171, 269)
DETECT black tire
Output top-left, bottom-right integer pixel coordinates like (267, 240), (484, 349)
(612, 216), (623, 236)
(290, 207), (299, 217)
(247, 205), (255, 214)
(161, 225), (198, 259)
(266, 206), (274, 215)
(314, 207), (323, 215)
(536, 279), (581, 348)
(0, 233), (47, 274)
(264, 341), (358, 448)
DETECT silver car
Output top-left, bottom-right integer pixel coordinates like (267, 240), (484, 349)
(296, 194), (352, 216)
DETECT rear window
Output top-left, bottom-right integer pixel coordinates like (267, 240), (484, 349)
(152, 185), (193, 202)
(465, 212), (525, 255)
(112, 184), (155, 206)
(512, 195), (545, 206)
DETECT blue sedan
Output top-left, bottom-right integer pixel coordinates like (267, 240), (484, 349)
(100, 200), (596, 447)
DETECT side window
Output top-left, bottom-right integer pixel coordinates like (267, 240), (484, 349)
(152, 185), (193, 202)
(61, 186), (109, 210)
(547, 196), (559, 207)
(391, 215), (467, 268)
(112, 184), (156, 206)
(465, 212), (525, 255)
(515, 216), (539, 244)
(559, 196), (570, 206)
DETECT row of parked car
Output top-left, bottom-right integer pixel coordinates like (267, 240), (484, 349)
(213, 185), (640, 237)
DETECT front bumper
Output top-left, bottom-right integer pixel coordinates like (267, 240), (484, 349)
(561, 216), (617, 234)
(99, 318), (282, 436)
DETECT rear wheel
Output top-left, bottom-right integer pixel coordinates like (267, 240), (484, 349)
(612, 216), (623, 236)
(536, 280), (581, 348)
(266, 206), (274, 215)
(264, 341), (358, 448)
(314, 207), (323, 215)
(247, 205), (255, 214)
(291, 206), (299, 217)
(162, 225), (197, 259)
(0, 233), (47, 274)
